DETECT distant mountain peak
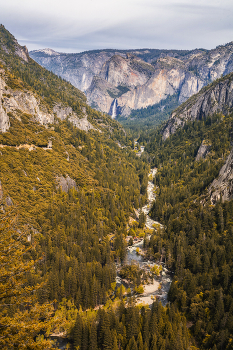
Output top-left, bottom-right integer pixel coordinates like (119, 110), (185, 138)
(30, 48), (60, 56)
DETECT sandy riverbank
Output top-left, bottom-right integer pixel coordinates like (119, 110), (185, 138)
(136, 279), (160, 306)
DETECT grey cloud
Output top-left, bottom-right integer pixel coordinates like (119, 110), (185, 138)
(1, 0), (233, 53)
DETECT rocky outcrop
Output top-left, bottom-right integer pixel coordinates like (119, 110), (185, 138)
(5, 196), (13, 206)
(30, 42), (233, 118)
(0, 26), (29, 63)
(163, 72), (233, 140)
(53, 104), (98, 132)
(0, 73), (54, 132)
(195, 140), (211, 161)
(0, 180), (3, 201)
(53, 104), (73, 120)
(209, 148), (233, 203)
(0, 72), (99, 134)
(56, 175), (77, 193)
(15, 45), (29, 63)
(85, 76), (120, 114)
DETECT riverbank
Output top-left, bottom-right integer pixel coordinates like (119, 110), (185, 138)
(117, 168), (172, 307)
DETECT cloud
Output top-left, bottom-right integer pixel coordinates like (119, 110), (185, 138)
(1, 0), (233, 52)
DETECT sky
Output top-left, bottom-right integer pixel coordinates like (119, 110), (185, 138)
(1, 0), (233, 53)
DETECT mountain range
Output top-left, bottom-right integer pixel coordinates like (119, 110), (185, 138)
(30, 42), (233, 119)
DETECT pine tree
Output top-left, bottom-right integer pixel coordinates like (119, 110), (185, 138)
(73, 313), (83, 349)
(89, 320), (98, 350)
(137, 332), (144, 350)
(0, 209), (54, 349)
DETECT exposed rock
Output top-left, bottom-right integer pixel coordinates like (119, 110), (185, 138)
(0, 180), (3, 201)
(30, 49), (120, 92)
(209, 148), (233, 203)
(163, 72), (233, 140)
(0, 74), (99, 134)
(53, 103), (98, 132)
(99, 54), (150, 88)
(179, 72), (205, 103)
(5, 196), (13, 206)
(56, 175), (77, 193)
(53, 104), (73, 120)
(69, 115), (97, 132)
(116, 67), (185, 115)
(30, 42), (233, 118)
(0, 74), (54, 132)
(195, 140), (211, 161)
(86, 76), (120, 114)
(15, 45), (29, 62)
(65, 151), (69, 161)
(0, 76), (10, 132)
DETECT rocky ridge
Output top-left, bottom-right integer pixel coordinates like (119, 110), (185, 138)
(163, 72), (233, 140)
(30, 42), (233, 118)
(195, 140), (211, 161)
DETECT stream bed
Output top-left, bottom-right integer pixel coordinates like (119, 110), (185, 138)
(117, 168), (172, 307)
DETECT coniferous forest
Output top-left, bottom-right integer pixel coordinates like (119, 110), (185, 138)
(1, 24), (233, 350)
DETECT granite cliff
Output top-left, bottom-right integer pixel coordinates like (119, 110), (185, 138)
(209, 147), (233, 203)
(30, 42), (233, 118)
(162, 72), (233, 140)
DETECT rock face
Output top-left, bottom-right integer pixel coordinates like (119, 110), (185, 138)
(163, 72), (233, 140)
(209, 148), (233, 203)
(5, 196), (13, 206)
(30, 49), (120, 92)
(0, 180), (3, 201)
(0, 73), (97, 133)
(30, 42), (233, 117)
(195, 140), (211, 161)
(56, 175), (77, 193)
(0, 72), (54, 132)
(53, 104), (98, 132)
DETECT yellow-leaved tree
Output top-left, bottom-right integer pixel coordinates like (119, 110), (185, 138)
(0, 207), (56, 349)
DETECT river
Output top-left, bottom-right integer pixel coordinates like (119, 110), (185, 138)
(118, 168), (172, 307)
(54, 169), (172, 349)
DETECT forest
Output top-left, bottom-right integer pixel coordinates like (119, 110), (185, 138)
(145, 113), (233, 349)
(1, 24), (233, 350)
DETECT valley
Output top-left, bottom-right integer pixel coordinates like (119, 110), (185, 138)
(116, 168), (172, 308)
(1, 24), (233, 350)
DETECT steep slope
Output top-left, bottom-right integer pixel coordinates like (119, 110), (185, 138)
(145, 107), (233, 349)
(30, 42), (233, 119)
(160, 68), (233, 205)
(0, 24), (150, 314)
(29, 47), (192, 93)
(163, 72), (233, 140)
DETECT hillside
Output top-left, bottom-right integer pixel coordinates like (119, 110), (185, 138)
(0, 25), (161, 348)
(163, 71), (233, 140)
(3, 23), (233, 350)
(144, 89), (233, 348)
